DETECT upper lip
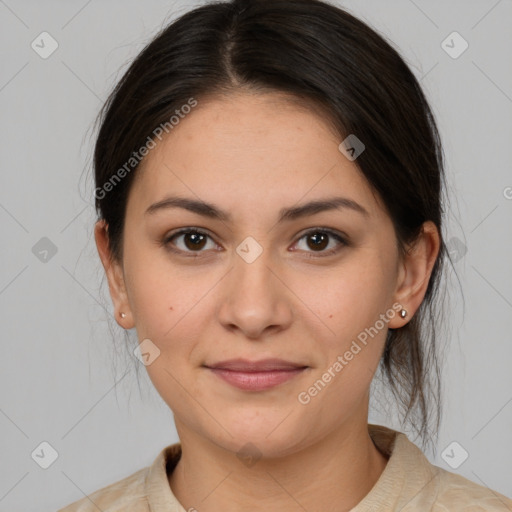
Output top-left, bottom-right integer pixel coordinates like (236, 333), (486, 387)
(204, 358), (308, 372)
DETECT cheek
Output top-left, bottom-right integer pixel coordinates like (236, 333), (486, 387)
(124, 267), (173, 340)
(123, 249), (216, 389)
(292, 251), (397, 402)
(294, 252), (395, 340)
(294, 263), (393, 420)
(123, 244), (199, 339)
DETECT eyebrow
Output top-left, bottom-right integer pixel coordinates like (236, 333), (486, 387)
(144, 195), (369, 222)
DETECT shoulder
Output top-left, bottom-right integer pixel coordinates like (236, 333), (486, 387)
(57, 443), (182, 512)
(365, 424), (512, 511)
(57, 466), (149, 512)
(430, 464), (512, 511)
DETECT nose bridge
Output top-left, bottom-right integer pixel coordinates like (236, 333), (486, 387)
(231, 239), (278, 304)
(217, 239), (291, 337)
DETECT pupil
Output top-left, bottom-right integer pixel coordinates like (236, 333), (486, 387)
(309, 232), (328, 251)
(186, 233), (206, 250)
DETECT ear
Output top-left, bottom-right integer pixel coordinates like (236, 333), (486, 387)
(94, 219), (134, 329)
(388, 221), (440, 328)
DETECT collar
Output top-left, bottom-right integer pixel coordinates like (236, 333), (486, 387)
(145, 424), (438, 511)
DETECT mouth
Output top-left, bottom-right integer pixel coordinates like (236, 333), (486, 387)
(203, 358), (309, 391)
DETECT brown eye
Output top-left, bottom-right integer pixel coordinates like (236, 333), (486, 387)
(164, 229), (217, 255)
(182, 231), (208, 250)
(306, 232), (329, 251)
(293, 229), (348, 257)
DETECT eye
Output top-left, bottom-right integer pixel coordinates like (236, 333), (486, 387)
(163, 228), (218, 256)
(292, 228), (348, 258)
(162, 227), (348, 258)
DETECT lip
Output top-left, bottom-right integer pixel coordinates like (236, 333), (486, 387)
(204, 358), (307, 372)
(207, 367), (307, 391)
(204, 359), (308, 391)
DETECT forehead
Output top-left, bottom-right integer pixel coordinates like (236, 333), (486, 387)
(127, 92), (382, 219)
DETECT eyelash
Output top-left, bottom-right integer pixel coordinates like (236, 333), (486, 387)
(162, 227), (349, 259)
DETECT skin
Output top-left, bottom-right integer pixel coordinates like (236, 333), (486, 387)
(95, 91), (440, 512)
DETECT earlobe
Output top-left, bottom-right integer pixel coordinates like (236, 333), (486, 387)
(94, 220), (133, 329)
(388, 221), (440, 329)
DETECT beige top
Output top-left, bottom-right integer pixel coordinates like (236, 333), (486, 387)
(58, 424), (512, 511)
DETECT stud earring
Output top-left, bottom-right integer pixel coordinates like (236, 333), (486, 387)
(399, 309), (407, 319)
(120, 312), (126, 319)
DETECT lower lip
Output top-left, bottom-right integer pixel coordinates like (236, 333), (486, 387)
(207, 368), (307, 391)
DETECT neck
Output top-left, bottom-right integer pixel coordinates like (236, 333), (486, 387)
(168, 420), (389, 512)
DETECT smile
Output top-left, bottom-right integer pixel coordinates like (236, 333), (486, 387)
(207, 367), (307, 391)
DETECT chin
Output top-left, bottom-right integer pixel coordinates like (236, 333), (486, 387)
(209, 419), (308, 460)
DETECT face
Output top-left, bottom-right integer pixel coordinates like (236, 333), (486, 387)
(99, 92), (415, 458)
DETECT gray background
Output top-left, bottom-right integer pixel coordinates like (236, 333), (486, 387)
(0, 1), (511, 510)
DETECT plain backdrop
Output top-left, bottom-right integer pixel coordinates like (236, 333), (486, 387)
(0, 1), (511, 510)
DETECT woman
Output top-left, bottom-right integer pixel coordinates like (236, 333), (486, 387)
(59, 0), (512, 510)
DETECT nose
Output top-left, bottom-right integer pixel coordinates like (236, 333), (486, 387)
(216, 248), (293, 340)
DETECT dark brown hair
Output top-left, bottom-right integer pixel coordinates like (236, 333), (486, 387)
(92, 0), (449, 451)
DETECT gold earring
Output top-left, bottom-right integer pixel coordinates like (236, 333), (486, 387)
(120, 312), (126, 319)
